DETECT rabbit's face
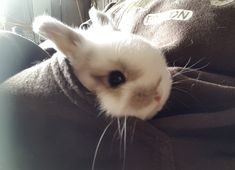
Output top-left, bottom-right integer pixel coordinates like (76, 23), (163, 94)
(74, 35), (171, 120)
(33, 8), (172, 120)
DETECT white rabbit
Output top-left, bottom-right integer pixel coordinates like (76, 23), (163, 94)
(33, 8), (172, 120)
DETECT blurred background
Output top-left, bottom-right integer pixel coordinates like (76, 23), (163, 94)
(0, 0), (117, 43)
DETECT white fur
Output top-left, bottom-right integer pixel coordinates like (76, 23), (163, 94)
(33, 8), (172, 120)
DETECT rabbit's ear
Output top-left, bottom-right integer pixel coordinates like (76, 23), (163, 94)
(33, 15), (86, 59)
(89, 7), (115, 30)
(33, 15), (105, 92)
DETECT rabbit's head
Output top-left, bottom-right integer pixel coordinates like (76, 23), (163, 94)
(33, 8), (172, 120)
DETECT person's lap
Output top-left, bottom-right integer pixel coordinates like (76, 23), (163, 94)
(0, 31), (49, 83)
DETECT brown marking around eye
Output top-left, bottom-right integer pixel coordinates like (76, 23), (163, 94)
(88, 61), (143, 98)
(91, 60), (142, 88)
(117, 61), (143, 82)
(91, 74), (123, 97)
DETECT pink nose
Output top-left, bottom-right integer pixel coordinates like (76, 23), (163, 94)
(154, 96), (161, 103)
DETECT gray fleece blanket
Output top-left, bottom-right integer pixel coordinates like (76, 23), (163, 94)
(0, 0), (235, 170)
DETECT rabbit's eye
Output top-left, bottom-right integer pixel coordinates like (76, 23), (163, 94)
(108, 70), (126, 88)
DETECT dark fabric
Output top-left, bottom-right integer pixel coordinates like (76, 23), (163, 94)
(108, 0), (235, 76)
(0, 0), (235, 170)
(0, 55), (174, 170)
(0, 31), (50, 83)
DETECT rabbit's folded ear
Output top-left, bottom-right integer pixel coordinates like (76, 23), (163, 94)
(89, 7), (115, 30)
(33, 15), (85, 58)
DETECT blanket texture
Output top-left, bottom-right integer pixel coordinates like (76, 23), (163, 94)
(0, 0), (235, 170)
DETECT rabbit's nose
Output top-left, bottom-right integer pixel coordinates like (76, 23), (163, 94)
(154, 95), (161, 103)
